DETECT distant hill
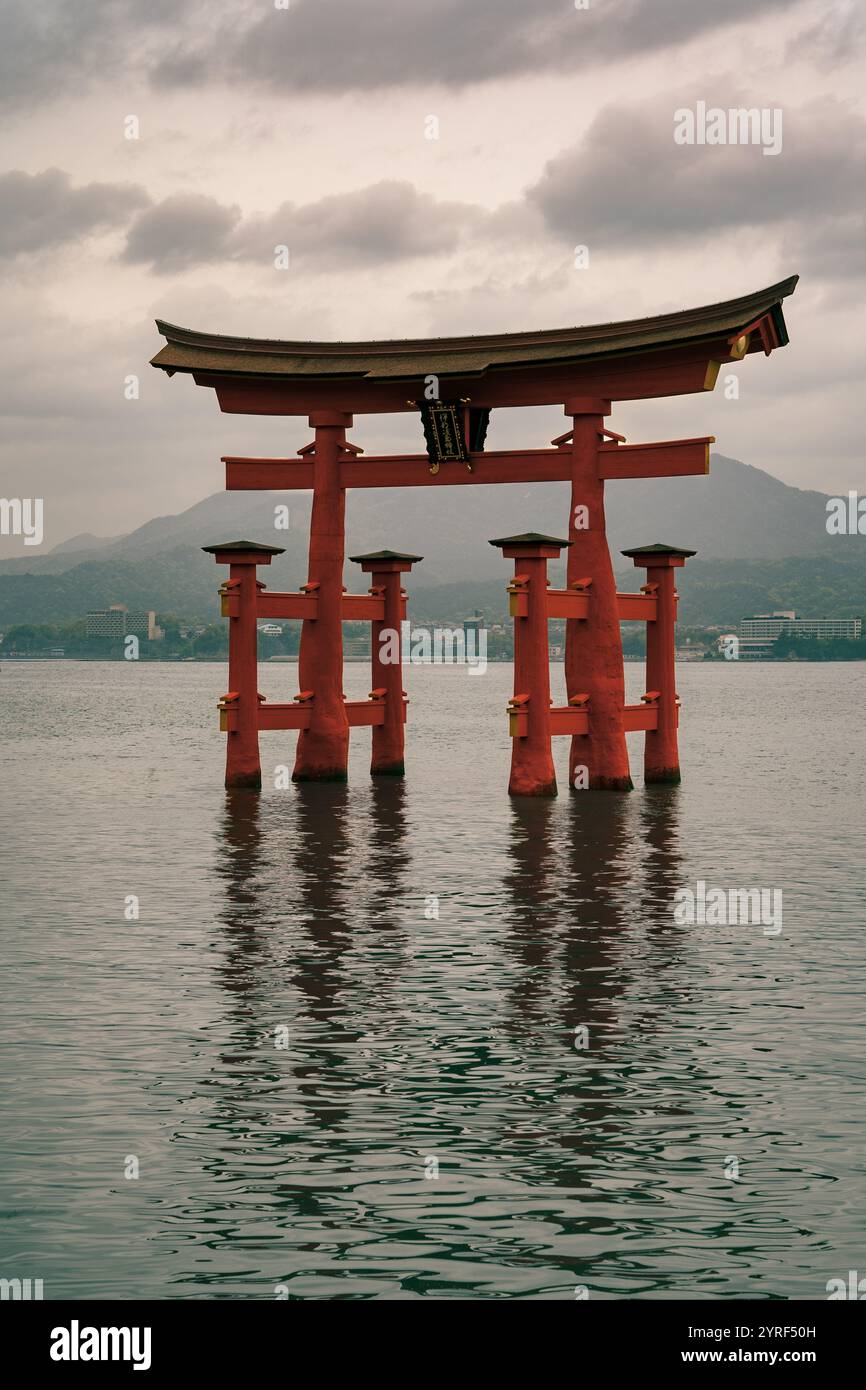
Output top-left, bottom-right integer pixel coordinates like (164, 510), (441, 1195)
(50, 531), (124, 556)
(0, 492), (312, 577)
(0, 454), (862, 628)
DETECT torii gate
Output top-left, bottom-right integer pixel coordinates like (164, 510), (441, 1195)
(152, 275), (796, 794)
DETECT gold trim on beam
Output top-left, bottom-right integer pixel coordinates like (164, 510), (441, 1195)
(704, 360), (721, 389)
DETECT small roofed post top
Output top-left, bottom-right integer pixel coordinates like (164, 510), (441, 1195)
(490, 532), (573, 560)
(153, 277), (797, 415)
(348, 549), (424, 563)
(489, 533), (573, 548)
(350, 549), (424, 574)
(621, 543), (697, 558)
(202, 539), (285, 558)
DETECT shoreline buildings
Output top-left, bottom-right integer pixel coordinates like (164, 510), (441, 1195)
(734, 611), (862, 657)
(85, 605), (162, 641)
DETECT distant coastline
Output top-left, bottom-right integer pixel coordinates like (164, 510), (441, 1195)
(4, 654), (865, 665)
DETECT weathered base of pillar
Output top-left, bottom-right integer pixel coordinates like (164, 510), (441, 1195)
(225, 769), (262, 790)
(509, 777), (558, 797)
(644, 765), (681, 785)
(570, 773), (634, 791)
(293, 727), (349, 783)
(569, 734), (632, 794)
(371, 761), (405, 777)
(594, 773), (634, 791)
(292, 767), (348, 783)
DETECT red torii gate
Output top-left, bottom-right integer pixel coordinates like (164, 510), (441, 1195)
(152, 275), (796, 793)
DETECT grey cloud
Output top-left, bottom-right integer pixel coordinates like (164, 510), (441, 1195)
(0, 168), (150, 257)
(159, 0), (796, 94)
(123, 181), (478, 272)
(122, 193), (242, 273)
(527, 98), (866, 254)
(0, 0), (187, 111)
(0, 1), (112, 111)
(0, 0), (800, 108)
(237, 182), (479, 267)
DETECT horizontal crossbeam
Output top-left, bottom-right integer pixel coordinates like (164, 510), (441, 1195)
(225, 457), (314, 489)
(219, 696), (405, 733)
(616, 593), (658, 622)
(549, 707), (590, 736)
(598, 437), (712, 480)
(622, 703), (661, 733)
(224, 436), (713, 492)
(257, 702), (312, 731)
(508, 590), (658, 621)
(343, 699), (389, 728)
(538, 590), (590, 621)
(508, 701), (671, 737)
(221, 591), (406, 622)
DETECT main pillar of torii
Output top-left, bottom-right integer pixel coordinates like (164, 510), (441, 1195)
(293, 412), (351, 781)
(151, 276), (797, 789)
(564, 399), (632, 789)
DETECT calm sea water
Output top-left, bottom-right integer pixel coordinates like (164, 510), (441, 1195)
(2, 659), (864, 1300)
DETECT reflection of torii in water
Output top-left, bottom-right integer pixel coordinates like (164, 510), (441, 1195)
(500, 792), (687, 1120)
(212, 781), (411, 1133)
(153, 277), (797, 795)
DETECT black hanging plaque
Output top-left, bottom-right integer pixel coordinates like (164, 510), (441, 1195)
(418, 400), (469, 473)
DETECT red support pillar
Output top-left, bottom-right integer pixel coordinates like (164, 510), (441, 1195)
(622, 543), (696, 784)
(350, 549), (423, 776)
(564, 399), (633, 791)
(294, 411), (353, 782)
(203, 540), (284, 789)
(491, 533), (569, 797)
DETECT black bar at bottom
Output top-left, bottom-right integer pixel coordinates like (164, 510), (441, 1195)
(10, 1297), (861, 1375)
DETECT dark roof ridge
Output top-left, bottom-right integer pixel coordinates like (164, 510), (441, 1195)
(154, 276), (798, 360)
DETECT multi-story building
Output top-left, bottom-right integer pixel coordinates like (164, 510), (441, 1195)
(86, 605), (162, 640)
(740, 612), (862, 644)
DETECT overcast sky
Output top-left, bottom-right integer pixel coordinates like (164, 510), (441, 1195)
(1, 0), (864, 554)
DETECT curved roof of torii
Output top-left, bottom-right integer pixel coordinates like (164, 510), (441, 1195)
(151, 276), (797, 384)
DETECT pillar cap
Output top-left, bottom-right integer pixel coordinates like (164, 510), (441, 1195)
(349, 549), (423, 563)
(350, 548), (422, 574)
(490, 532), (571, 560)
(621, 542), (696, 558)
(489, 532), (572, 548)
(202, 539), (285, 566)
(202, 539), (285, 555)
(492, 530), (572, 547)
